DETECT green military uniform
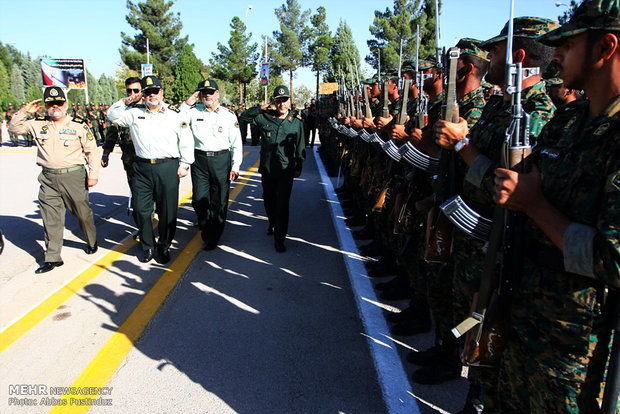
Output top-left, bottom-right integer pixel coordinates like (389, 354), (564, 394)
(239, 85), (305, 251)
(8, 87), (100, 270)
(451, 18), (558, 411)
(495, 4), (620, 411)
(5, 106), (18, 146)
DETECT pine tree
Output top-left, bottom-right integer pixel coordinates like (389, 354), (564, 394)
(173, 44), (204, 104)
(119, 0), (189, 100)
(271, 0), (311, 102)
(558, 0), (581, 24)
(10, 63), (24, 103)
(326, 20), (361, 88)
(0, 61), (11, 101)
(86, 71), (101, 104)
(307, 7), (333, 99)
(210, 17), (259, 104)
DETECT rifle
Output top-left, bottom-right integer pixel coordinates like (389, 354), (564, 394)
(453, 0), (539, 367)
(381, 80), (390, 118)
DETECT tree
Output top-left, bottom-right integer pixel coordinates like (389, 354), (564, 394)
(86, 71), (101, 104)
(307, 7), (333, 99)
(210, 17), (259, 104)
(0, 61), (11, 101)
(558, 0), (581, 24)
(119, 0), (189, 100)
(293, 85), (313, 106)
(10, 63), (24, 102)
(271, 0), (311, 102)
(326, 20), (361, 89)
(172, 44), (204, 103)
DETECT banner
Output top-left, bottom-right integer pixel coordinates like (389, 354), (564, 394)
(260, 63), (269, 86)
(141, 64), (153, 77)
(40, 58), (86, 89)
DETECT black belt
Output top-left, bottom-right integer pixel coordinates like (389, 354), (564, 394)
(196, 149), (229, 157)
(135, 157), (178, 164)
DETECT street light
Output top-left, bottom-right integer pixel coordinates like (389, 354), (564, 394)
(555, 2), (569, 8)
(245, 4), (253, 27)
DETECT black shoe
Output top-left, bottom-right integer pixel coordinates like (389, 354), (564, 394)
(411, 361), (461, 385)
(385, 302), (427, 323)
(375, 275), (408, 292)
(367, 265), (397, 278)
(155, 246), (171, 264)
(390, 316), (432, 336)
(345, 216), (366, 226)
(267, 226), (274, 235)
(35, 261), (64, 274)
(85, 242), (98, 254)
(203, 241), (217, 251)
(407, 345), (448, 366)
(353, 226), (375, 240)
(380, 286), (413, 301)
(358, 241), (381, 256)
(139, 249), (154, 263)
(275, 240), (286, 252)
(366, 256), (397, 273)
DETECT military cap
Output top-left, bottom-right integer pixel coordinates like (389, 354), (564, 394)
(418, 57), (436, 70)
(362, 77), (375, 85)
(481, 80), (494, 89)
(141, 75), (162, 91)
(456, 38), (489, 61)
(43, 86), (67, 104)
(539, 0), (620, 46)
(542, 60), (561, 79)
(480, 17), (560, 50)
(545, 78), (564, 86)
(402, 59), (416, 72)
(197, 79), (218, 91)
(273, 85), (290, 99)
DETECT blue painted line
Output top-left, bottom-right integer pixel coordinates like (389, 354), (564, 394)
(313, 146), (421, 414)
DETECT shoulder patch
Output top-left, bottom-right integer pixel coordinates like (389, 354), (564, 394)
(87, 132), (94, 141)
(168, 104), (180, 113)
(234, 121), (239, 128)
(35, 114), (47, 121)
(181, 121), (188, 129)
(606, 171), (620, 193)
(593, 122), (610, 136)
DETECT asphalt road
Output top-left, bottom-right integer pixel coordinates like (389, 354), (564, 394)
(0, 135), (467, 414)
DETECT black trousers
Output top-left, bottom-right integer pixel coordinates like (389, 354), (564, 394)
(191, 151), (231, 245)
(132, 160), (179, 251)
(261, 171), (294, 243)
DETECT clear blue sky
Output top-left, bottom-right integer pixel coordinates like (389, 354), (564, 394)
(0, 0), (569, 90)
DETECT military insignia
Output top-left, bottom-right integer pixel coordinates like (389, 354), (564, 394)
(593, 122), (610, 136)
(87, 132), (94, 140)
(234, 122), (239, 128)
(42, 125), (48, 131)
(606, 171), (620, 193)
(168, 104), (180, 113)
(83, 124), (89, 130)
(146, 77), (153, 86)
(181, 122), (188, 129)
(288, 116), (292, 121)
(564, 116), (576, 130)
(50, 88), (59, 97)
(278, 88), (284, 95)
(64, 140), (69, 147)
(218, 126), (223, 133)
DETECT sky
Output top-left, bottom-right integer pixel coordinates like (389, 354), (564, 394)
(0, 0), (570, 91)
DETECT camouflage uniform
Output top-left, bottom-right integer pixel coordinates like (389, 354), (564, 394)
(496, 4), (620, 412)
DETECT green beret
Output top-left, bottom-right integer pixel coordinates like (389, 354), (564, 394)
(480, 17), (560, 50)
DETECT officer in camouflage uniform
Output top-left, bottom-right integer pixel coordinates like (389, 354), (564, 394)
(492, 1), (620, 411)
(435, 18), (558, 411)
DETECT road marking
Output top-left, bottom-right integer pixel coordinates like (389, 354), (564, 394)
(0, 151), (255, 355)
(50, 160), (259, 413)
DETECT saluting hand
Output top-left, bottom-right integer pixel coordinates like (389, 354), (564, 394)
(261, 101), (273, 111)
(122, 92), (142, 106)
(25, 99), (43, 114)
(185, 91), (200, 106)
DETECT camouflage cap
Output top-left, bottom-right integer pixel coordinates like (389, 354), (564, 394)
(273, 85), (290, 99)
(362, 77), (375, 85)
(481, 80), (494, 89)
(402, 59), (416, 72)
(539, 0), (620, 46)
(418, 55), (438, 70)
(480, 17), (560, 50)
(545, 78), (564, 86)
(456, 38), (489, 61)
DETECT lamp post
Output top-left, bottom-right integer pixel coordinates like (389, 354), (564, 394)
(245, 4), (253, 27)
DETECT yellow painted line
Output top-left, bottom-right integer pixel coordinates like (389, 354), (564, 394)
(0, 154), (257, 354)
(50, 159), (260, 413)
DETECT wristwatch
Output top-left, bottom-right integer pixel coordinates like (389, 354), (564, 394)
(455, 137), (470, 152)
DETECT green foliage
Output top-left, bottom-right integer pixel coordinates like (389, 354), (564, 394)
(10, 63), (25, 102)
(366, 0), (439, 74)
(119, 0), (189, 101)
(0, 61), (11, 100)
(293, 85), (313, 106)
(271, 0), (311, 101)
(558, 0), (581, 24)
(86, 70), (101, 104)
(173, 44), (204, 103)
(25, 83), (42, 102)
(307, 6), (334, 99)
(326, 20), (361, 88)
(210, 17), (259, 104)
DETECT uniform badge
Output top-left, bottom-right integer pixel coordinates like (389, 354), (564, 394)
(593, 122), (610, 136)
(146, 77), (153, 86)
(181, 121), (188, 129)
(64, 140), (69, 147)
(288, 116), (292, 121)
(218, 126), (223, 133)
(87, 132), (94, 140)
(564, 116), (576, 129)
(606, 171), (620, 193)
(278, 88), (284, 95)
(50, 88), (59, 97)
(234, 122), (239, 128)
(42, 125), (48, 131)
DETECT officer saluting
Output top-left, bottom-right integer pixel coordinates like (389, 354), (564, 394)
(239, 86), (305, 252)
(9, 87), (100, 273)
(107, 75), (194, 264)
(181, 79), (243, 250)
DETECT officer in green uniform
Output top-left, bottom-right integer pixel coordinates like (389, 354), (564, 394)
(101, 77), (141, 190)
(181, 79), (243, 250)
(239, 85), (305, 252)
(492, 2), (620, 411)
(107, 76), (194, 264)
(435, 17), (558, 412)
(5, 103), (18, 146)
(8, 87), (100, 273)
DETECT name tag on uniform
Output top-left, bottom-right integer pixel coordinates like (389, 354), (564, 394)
(196, 118), (204, 121)
(138, 116), (146, 119)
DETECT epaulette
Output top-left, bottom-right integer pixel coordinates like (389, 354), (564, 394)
(35, 114), (47, 121)
(72, 115), (87, 124)
(295, 112), (302, 120)
(168, 104), (180, 113)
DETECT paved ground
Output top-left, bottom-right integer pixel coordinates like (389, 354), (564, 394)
(0, 133), (467, 414)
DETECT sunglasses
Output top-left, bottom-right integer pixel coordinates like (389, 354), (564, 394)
(143, 89), (160, 96)
(126, 88), (141, 94)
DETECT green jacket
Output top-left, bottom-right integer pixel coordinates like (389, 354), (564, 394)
(240, 106), (306, 175)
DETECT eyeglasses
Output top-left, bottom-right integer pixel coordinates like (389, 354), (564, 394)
(126, 88), (141, 94)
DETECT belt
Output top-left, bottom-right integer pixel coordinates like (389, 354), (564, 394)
(135, 157), (178, 164)
(42, 165), (84, 175)
(196, 149), (229, 157)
